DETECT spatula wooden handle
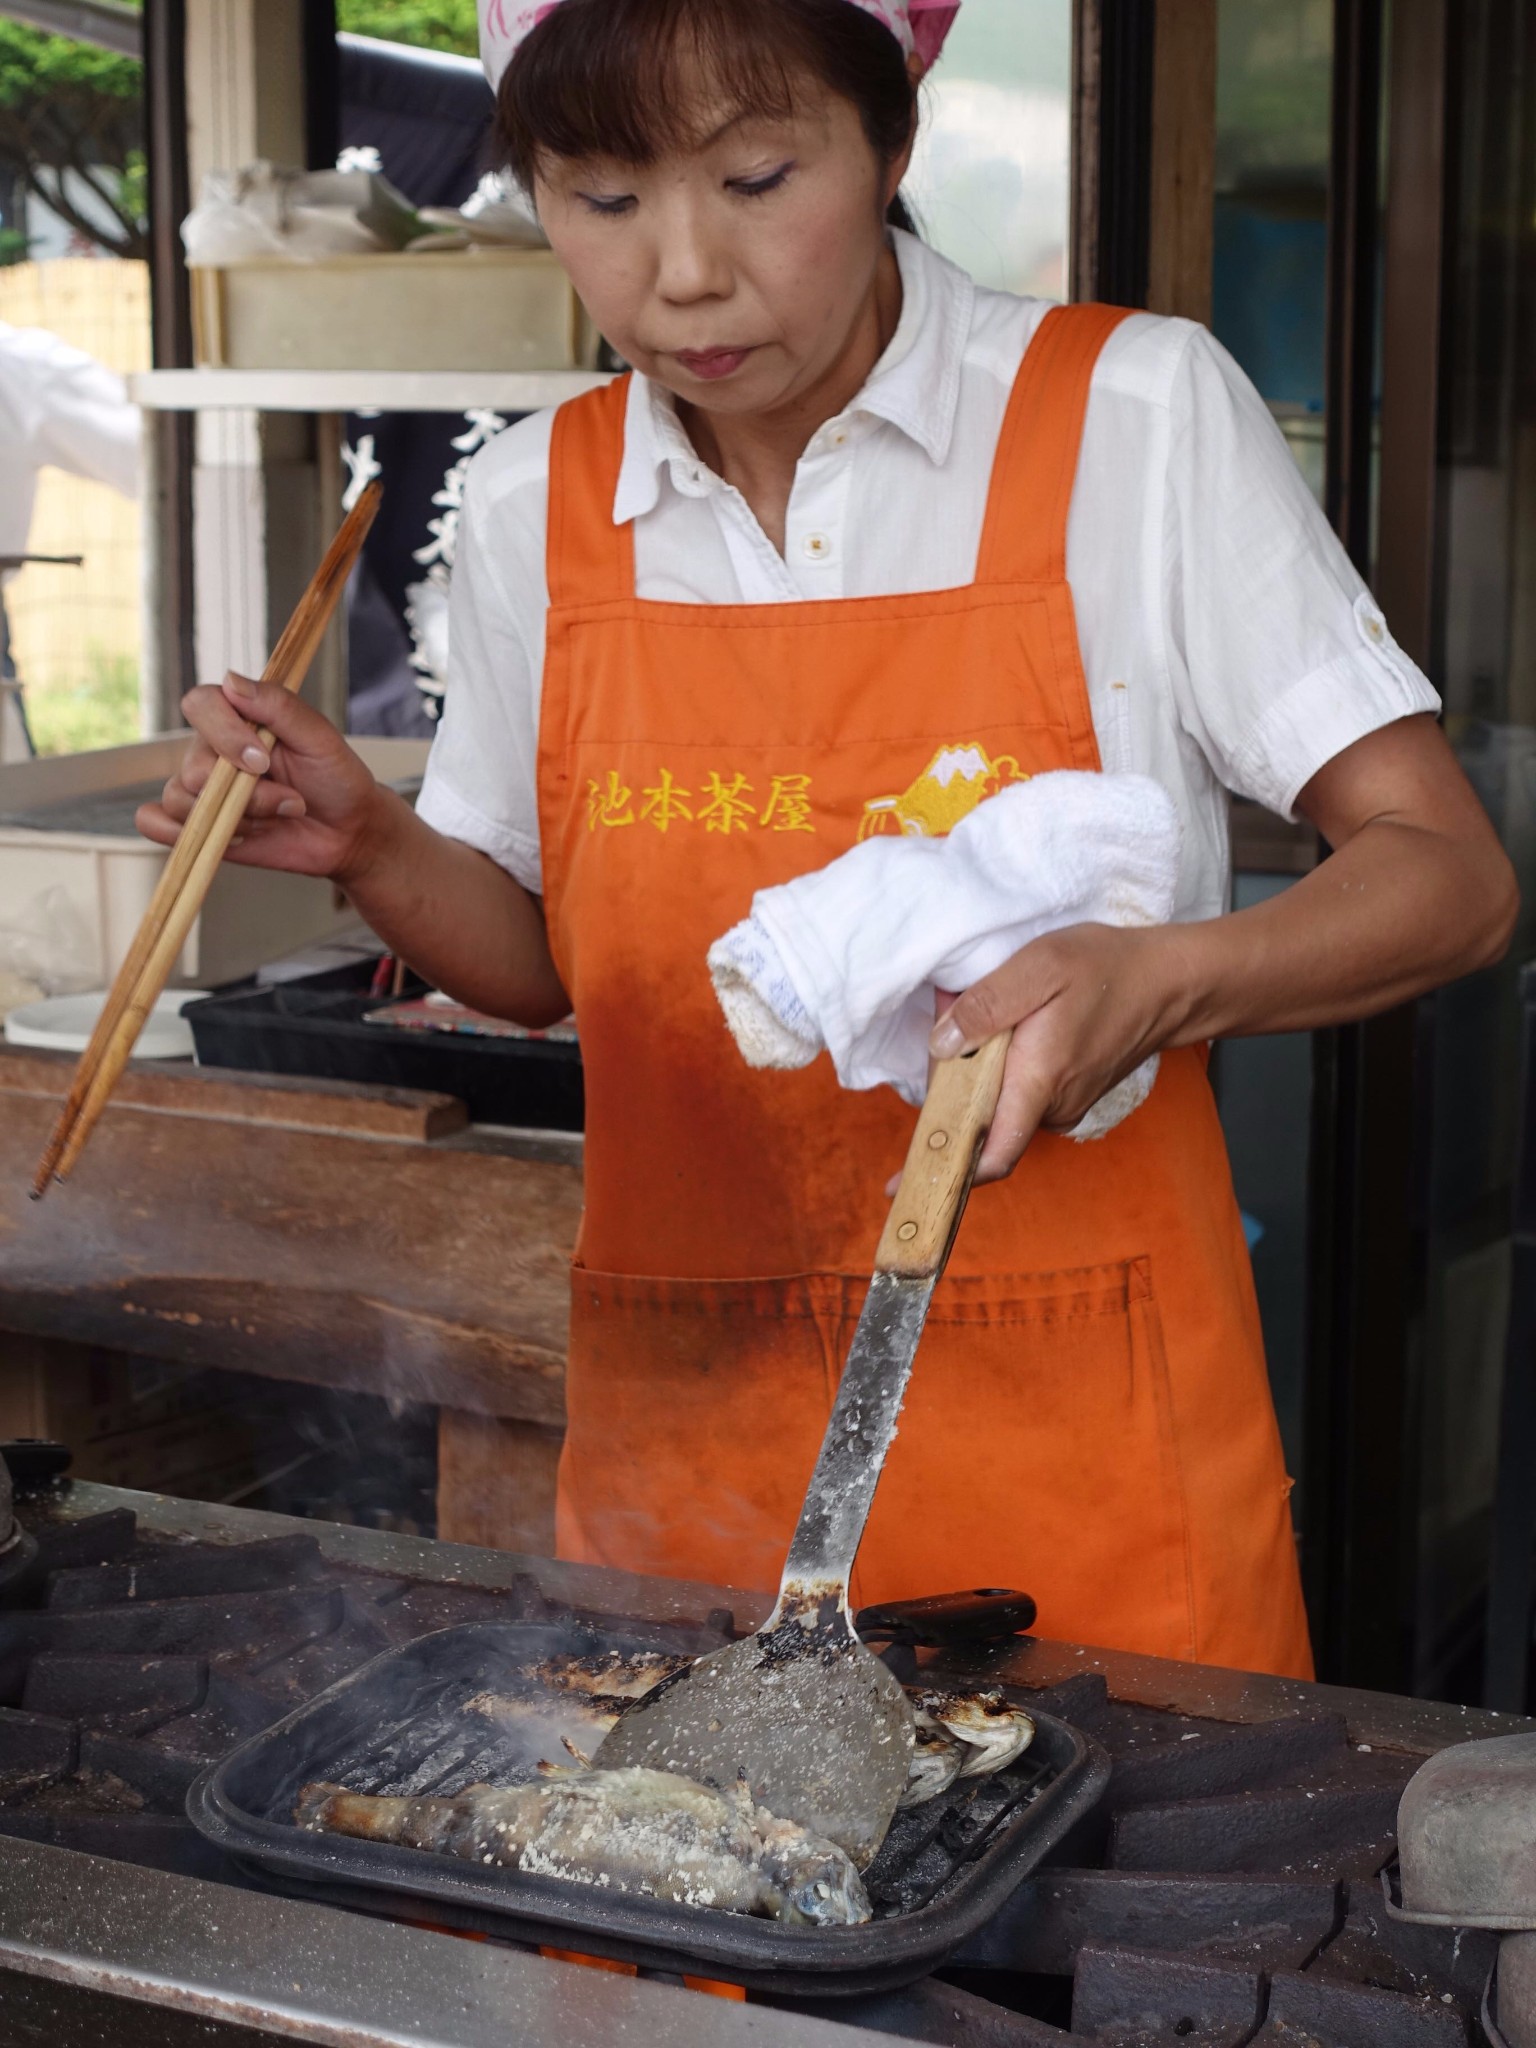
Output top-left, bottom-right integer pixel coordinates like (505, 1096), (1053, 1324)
(875, 1032), (1012, 1278)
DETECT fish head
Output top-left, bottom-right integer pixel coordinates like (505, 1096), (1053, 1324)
(774, 1849), (873, 1927)
(754, 1815), (873, 1927)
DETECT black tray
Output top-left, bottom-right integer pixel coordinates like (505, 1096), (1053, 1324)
(188, 1620), (1108, 1996)
(184, 964), (583, 1131)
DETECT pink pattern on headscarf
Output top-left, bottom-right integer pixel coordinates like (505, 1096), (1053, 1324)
(479, 0), (960, 90)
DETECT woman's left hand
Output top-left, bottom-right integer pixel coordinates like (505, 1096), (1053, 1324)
(928, 923), (1188, 1182)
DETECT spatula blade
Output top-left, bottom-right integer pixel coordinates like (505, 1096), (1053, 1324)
(595, 1620), (912, 1868)
(596, 1272), (938, 1863)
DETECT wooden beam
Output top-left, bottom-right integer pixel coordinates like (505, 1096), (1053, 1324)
(1147, 0), (1217, 324)
(143, 0), (196, 733)
(1069, 0), (1103, 302)
(1, 1047), (468, 1142)
(0, 1052), (580, 1427)
(1071, 0), (1214, 321)
(437, 1410), (563, 1555)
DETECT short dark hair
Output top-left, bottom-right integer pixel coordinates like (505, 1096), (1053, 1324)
(495, 0), (919, 231)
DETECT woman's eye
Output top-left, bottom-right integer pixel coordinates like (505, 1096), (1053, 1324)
(576, 192), (637, 218)
(728, 162), (794, 200)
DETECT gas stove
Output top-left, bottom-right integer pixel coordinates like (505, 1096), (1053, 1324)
(0, 1478), (1522, 2048)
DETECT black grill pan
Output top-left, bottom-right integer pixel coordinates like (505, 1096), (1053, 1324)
(188, 1620), (1108, 1996)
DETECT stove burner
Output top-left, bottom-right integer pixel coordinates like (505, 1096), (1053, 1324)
(0, 1496), (1498, 2047)
(0, 1449), (38, 1609)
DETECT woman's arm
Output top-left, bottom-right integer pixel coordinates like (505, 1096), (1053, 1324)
(931, 714), (1519, 1180)
(137, 669), (570, 1027)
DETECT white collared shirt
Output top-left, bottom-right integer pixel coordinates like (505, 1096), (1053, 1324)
(417, 231), (1439, 922)
(0, 322), (140, 564)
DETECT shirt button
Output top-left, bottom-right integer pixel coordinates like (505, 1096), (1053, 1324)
(802, 533), (833, 561)
(833, 430), (848, 447)
(1366, 616), (1385, 643)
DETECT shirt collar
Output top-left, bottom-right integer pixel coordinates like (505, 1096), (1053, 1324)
(612, 230), (977, 526)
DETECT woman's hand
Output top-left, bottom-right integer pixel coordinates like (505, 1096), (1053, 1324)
(929, 924), (1189, 1182)
(136, 671), (386, 883)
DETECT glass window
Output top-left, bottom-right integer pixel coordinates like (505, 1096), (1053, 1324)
(1209, 0), (1335, 1507)
(0, 18), (147, 757)
(1213, 0), (1333, 498)
(906, 0), (1072, 301)
(1413, 0), (1536, 1699)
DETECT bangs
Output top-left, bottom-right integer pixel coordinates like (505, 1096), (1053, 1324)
(496, 0), (912, 187)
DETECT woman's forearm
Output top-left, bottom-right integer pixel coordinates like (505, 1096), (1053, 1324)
(940, 718), (1518, 1178)
(341, 790), (571, 1026)
(1167, 809), (1519, 1046)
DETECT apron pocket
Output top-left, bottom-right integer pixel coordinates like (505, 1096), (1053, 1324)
(857, 1257), (1197, 1662)
(558, 1267), (867, 1599)
(559, 1259), (1196, 1663)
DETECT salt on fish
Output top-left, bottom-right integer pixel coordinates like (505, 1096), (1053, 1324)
(295, 1765), (872, 1927)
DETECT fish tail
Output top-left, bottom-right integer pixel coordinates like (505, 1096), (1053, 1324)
(295, 1782), (453, 1850)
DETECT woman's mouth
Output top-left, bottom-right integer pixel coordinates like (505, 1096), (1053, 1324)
(674, 347), (756, 381)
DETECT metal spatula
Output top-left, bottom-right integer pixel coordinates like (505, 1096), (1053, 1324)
(596, 1031), (1013, 1868)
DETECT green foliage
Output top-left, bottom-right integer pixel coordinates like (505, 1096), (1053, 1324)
(118, 145), (146, 221)
(0, 23), (145, 259)
(27, 646), (140, 759)
(0, 226), (29, 266)
(337, 0), (479, 57)
(0, 23), (141, 113)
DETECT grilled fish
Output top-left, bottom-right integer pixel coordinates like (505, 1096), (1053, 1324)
(462, 1661), (1035, 1815)
(915, 1688), (1035, 1778)
(296, 1766), (872, 1927)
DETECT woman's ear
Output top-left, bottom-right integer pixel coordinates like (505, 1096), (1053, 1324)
(883, 50), (922, 202)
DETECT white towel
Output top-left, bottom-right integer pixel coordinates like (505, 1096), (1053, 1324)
(707, 771), (1182, 1142)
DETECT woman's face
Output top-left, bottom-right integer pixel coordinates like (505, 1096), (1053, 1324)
(534, 84), (908, 418)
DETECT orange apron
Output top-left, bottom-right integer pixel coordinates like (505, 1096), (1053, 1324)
(535, 303), (1313, 1680)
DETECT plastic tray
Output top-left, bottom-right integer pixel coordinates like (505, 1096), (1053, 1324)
(188, 1619), (1108, 1996)
(184, 963), (583, 1131)
(0, 736), (428, 990)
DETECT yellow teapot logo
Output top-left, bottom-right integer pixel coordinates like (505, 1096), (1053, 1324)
(858, 744), (1025, 840)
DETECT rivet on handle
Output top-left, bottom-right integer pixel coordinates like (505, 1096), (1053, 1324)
(897, 1221), (919, 1242)
(928, 1131), (950, 1151)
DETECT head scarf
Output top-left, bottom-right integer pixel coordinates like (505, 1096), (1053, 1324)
(479, 0), (961, 92)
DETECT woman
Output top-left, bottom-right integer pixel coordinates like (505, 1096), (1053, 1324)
(143, 0), (1516, 1680)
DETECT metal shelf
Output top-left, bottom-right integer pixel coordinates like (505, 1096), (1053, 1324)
(129, 368), (613, 413)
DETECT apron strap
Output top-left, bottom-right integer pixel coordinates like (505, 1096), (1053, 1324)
(547, 373), (636, 610)
(975, 303), (1134, 589)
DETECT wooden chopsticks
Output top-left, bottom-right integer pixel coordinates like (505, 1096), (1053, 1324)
(30, 481), (383, 1200)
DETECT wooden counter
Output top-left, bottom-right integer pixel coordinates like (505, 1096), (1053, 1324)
(0, 1047), (582, 1551)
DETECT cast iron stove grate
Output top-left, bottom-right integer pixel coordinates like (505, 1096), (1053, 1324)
(0, 1480), (1506, 2047)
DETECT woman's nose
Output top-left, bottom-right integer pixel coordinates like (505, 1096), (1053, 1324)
(653, 206), (733, 304)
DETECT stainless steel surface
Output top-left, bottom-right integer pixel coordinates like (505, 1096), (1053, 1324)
(597, 1274), (930, 1864)
(0, 1835), (907, 2048)
(1392, 1732), (1536, 1927)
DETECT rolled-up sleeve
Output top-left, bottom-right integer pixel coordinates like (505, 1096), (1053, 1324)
(1162, 327), (1440, 820)
(27, 335), (141, 500)
(414, 420), (550, 893)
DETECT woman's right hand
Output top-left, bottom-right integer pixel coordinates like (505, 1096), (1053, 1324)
(136, 670), (388, 883)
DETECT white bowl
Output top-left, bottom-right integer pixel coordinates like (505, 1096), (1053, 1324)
(4, 988), (209, 1062)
